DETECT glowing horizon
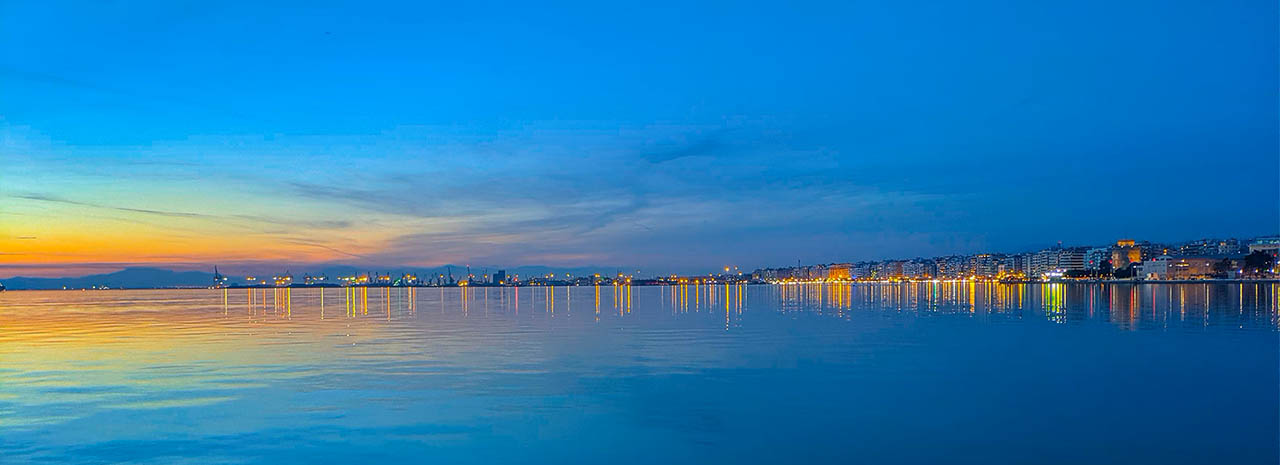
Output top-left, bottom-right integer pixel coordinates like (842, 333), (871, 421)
(2, 1), (1276, 278)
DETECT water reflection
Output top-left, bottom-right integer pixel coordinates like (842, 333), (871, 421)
(71, 282), (1280, 344)
(0, 283), (1275, 464)
(169, 283), (1280, 331)
(770, 282), (1278, 330)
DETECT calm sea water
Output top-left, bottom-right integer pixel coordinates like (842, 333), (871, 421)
(1, 283), (1276, 464)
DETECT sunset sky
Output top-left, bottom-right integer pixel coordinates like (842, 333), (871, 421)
(2, 0), (1277, 277)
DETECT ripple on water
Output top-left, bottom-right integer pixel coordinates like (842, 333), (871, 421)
(0, 283), (1276, 464)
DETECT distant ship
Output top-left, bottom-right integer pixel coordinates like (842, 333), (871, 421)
(0, 282), (6, 292)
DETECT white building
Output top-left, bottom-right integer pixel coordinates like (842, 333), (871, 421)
(1137, 256), (1170, 280)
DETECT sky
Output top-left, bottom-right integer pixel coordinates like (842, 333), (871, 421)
(1, 0), (1277, 277)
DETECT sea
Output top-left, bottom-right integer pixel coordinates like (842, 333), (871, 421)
(1, 282), (1276, 464)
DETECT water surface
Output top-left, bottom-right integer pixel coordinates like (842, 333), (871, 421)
(1, 283), (1276, 464)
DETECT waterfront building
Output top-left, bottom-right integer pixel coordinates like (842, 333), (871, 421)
(1177, 238), (1239, 256)
(753, 267), (797, 281)
(1137, 256), (1170, 279)
(902, 260), (931, 279)
(1030, 249), (1057, 276)
(971, 254), (1001, 278)
(1138, 255), (1235, 280)
(1059, 247), (1086, 271)
(1000, 254), (1029, 276)
(1084, 247), (1110, 271)
(750, 235), (1270, 285)
(935, 255), (969, 279)
(1028, 247), (1086, 277)
(1167, 256), (1231, 280)
(1248, 236), (1280, 258)
(852, 262), (874, 279)
(827, 263), (853, 281)
(877, 261), (904, 279)
(1217, 238), (1244, 255)
(996, 259), (1015, 277)
(1111, 239), (1143, 269)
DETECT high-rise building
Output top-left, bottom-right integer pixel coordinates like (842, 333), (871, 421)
(1000, 254), (1030, 276)
(971, 254), (1000, 277)
(1084, 247), (1109, 271)
(876, 261), (904, 279)
(902, 259), (934, 279)
(935, 256), (970, 278)
(852, 262), (873, 279)
(1058, 247), (1086, 271)
(1030, 249), (1058, 276)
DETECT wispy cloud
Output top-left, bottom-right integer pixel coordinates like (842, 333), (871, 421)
(639, 136), (723, 163)
(9, 192), (354, 232)
(231, 214), (353, 231)
(3, 121), (963, 271)
(15, 192), (211, 218)
(278, 238), (367, 260)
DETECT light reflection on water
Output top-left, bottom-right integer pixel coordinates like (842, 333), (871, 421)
(773, 281), (1280, 330)
(0, 283), (1276, 464)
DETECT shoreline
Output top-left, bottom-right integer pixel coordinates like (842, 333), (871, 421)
(1, 279), (1277, 291)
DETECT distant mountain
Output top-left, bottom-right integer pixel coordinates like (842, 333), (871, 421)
(0, 268), (215, 290)
(298, 264), (634, 282)
(0, 264), (650, 290)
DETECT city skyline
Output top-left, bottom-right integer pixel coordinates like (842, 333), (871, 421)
(3, 233), (1274, 289)
(3, 1), (1277, 278)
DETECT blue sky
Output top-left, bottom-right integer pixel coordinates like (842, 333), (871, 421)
(1, 0), (1276, 276)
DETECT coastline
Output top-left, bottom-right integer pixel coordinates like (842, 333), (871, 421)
(2, 279), (1277, 292)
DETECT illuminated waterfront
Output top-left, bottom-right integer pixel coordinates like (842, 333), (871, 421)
(1, 283), (1276, 464)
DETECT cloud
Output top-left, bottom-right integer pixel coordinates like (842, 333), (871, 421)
(278, 238), (367, 260)
(231, 215), (353, 231)
(230, 122), (963, 268)
(3, 121), (966, 271)
(640, 136), (722, 163)
(9, 192), (354, 232)
(14, 192), (210, 218)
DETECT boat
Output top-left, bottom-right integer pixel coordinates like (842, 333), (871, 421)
(0, 282), (6, 292)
